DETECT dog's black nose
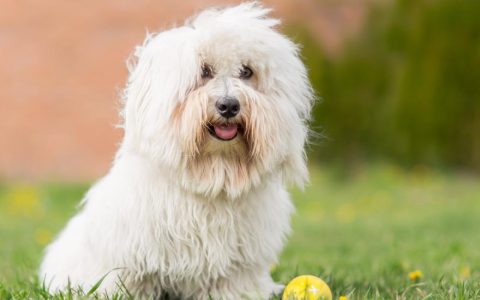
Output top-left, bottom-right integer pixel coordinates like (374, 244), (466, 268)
(215, 97), (240, 118)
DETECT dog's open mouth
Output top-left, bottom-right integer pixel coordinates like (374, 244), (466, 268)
(208, 123), (242, 141)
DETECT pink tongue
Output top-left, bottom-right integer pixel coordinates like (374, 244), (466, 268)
(214, 124), (238, 140)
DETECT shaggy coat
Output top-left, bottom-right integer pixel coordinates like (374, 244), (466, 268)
(40, 2), (314, 299)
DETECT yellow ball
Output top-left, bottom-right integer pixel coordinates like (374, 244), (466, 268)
(282, 275), (332, 300)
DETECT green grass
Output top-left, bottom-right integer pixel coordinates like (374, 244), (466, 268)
(1, 163), (479, 299)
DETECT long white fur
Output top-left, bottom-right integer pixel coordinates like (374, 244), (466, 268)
(39, 2), (314, 299)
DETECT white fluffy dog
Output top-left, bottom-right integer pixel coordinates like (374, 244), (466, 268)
(40, 2), (314, 299)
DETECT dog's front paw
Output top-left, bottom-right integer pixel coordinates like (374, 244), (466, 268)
(270, 283), (285, 298)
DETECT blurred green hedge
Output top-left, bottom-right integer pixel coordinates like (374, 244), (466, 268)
(299, 0), (480, 171)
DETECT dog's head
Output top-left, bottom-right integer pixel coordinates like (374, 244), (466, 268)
(121, 2), (314, 198)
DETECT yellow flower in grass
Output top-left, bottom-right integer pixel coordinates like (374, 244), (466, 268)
(335, 203), (356, 223)
(459, 266), (471, 280)
(6, 184), (41, 217)
(339, 296), (348, 300)
(408, 270), (423, 281)
(35, 228), (52, 246)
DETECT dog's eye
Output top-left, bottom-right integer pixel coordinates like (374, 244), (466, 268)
(201, 64), (213, 79)
(239, 65), (253, 79)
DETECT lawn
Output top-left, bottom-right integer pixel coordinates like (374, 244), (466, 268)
(1, 164), (479, 299)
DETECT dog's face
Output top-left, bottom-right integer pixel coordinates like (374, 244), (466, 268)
(122, 3), (314, 198)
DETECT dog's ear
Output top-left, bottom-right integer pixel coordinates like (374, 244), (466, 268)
(272, 40), (316, 189)
(121, 28), (199, 145)
(285, 123), (315, 191)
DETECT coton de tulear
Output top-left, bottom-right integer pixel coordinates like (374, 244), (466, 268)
(40, 2), (314, 299)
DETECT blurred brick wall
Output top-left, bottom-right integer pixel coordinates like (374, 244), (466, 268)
(0, 0), (365, 181)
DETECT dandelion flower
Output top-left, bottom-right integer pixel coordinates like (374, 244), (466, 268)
(35, 228), (52, 246)
(408, 270), (423, 281)
(6, 185), (41, 217)
(459, 266), (471, 280)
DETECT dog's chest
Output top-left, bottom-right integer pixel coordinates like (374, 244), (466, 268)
(144, 194), (264, 279)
